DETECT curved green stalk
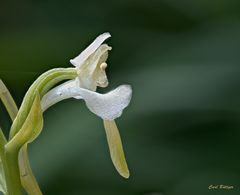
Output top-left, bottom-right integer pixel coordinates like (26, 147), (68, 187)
(6, 68), (77, 194)
(10, 68), (77, 139)
(5, 94), (43, 195)
(1, 68), (77, 195)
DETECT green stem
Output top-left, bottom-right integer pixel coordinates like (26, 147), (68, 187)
(9, 68), (77, 139)
(0, 68), (77, 195)
(0, 129), (21, 195)
(4, 94), (43, 195)
(4, 150), (22, 195)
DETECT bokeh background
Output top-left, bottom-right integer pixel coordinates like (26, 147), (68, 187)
(1, 0), (240, 194)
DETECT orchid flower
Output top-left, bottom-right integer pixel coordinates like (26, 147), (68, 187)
(41, 33), (132, 178)
(0, 33), (132, 195)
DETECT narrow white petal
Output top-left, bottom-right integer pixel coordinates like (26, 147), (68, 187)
(70, 32), (111, 67)
(41, 79), (81, 112)
(77, 85), (132, 120)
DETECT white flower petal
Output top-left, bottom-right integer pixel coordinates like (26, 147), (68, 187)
(41, 79), (81, 112)
(77, 85), (132, 120)
(41, 79), (132, 120)
(70, 32), (111, 67)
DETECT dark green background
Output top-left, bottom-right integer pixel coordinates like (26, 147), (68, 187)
(1, 0), (240, 194)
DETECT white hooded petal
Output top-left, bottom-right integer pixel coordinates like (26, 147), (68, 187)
(70, 32), (111, 68)
(87, 44), (112, 75)
(77, 85), (132, 120)
(76, 44), (111, 91)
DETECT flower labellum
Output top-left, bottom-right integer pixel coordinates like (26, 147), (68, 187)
(41, 79), (132, 121)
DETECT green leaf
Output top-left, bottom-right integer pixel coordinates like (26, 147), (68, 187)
(103, 120), (129, 179)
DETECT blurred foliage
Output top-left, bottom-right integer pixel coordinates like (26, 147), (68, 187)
(1, 0), (240, 194)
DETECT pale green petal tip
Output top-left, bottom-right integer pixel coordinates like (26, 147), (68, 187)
(115, 155), (130, 179)
(116, 161), (130, 179)
(120, 168), (130, 179)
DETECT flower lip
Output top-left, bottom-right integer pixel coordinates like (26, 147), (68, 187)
(77, 84), (132, 120)
(70, 32), (111, 68)
(41, 79), (132, 121)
